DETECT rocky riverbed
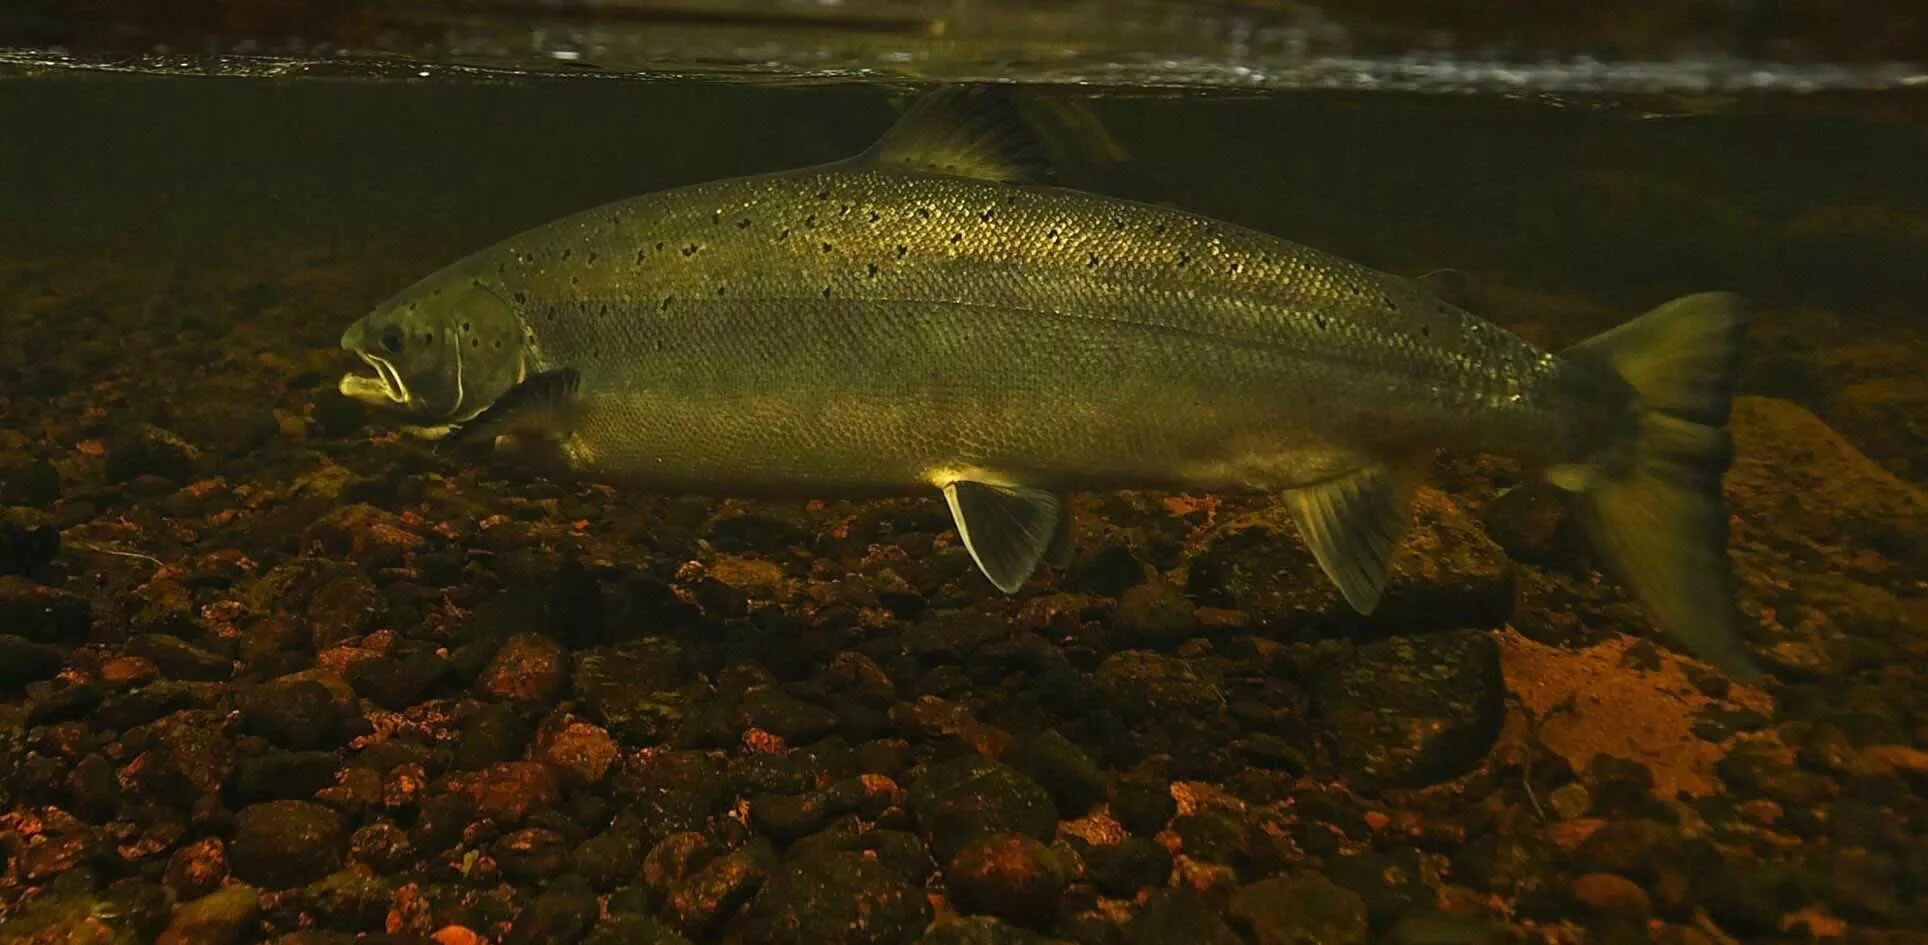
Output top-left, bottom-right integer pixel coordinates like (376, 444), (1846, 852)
(0, 247), (1922, 945)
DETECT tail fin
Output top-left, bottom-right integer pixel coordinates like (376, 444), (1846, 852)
(1558, 292), (1762, 680)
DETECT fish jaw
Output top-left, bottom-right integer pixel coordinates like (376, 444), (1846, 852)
(337, 319), (412, 408)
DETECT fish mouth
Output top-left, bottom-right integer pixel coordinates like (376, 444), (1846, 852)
(338, 351), (411, 407)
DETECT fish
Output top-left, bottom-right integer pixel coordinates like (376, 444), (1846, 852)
(338, 86), (1760, 678)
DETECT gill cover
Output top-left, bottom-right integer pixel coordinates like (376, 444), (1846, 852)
(342, 280), (526, 422)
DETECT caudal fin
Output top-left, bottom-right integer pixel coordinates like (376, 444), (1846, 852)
(1558, 292), (1762, 679)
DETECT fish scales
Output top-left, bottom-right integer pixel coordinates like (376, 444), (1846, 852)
(340, 87), (1761, 678)
(469, 167), (1571, 493)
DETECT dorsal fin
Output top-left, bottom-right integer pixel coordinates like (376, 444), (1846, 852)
(853, 86), (1124, 184)
(855, 86), (1055, 182)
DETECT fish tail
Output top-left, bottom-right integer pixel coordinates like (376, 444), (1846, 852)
(1553, 292), (1762, 679)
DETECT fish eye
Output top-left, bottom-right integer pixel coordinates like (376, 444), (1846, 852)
(380, 326), (404, 354)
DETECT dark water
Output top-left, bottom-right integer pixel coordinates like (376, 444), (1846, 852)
(1, 36), (1925, 945)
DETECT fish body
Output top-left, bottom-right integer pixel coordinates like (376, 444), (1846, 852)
(341, 88), (1759, 678)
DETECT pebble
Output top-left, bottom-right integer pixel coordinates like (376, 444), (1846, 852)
(572, 637), (690, 742)
(306, 573), (386, 648)
(463, 761), (561, 823)
(477, 633), (568, 704)
(535, 713), (619, 787)
(455, 702), (534, 770)
(1016, 729), (1107, 815)
(1226, 873), (1370, 945)
(573, 825), (648, 891)
(237, 680), (349, 750)
(1093, 650), (1222, 721)
(1125, 889), (1242, 945)
(0, 508), (59, 575)
(750, 791), (831, 843)
(0, 577), (92, 642)
(1083, 837), (1173, 898)
(1068, 543), (1146, 597)
(668, 841), (776, 936)
(945, 833), (1072, 929)
(1311, 630), (1505, 790)
(736, 849), (931, 945)
(126, 633), (232, 682)
(229, 800), (347, 889)
(1109, 773), (1176, 837)
(1112, 581), (1198, 649)
(346, 650), (453, 710)
(0, 634), (63, 687)
(164, 837), (229, 900)
(908, 758), (1059, 861)
(505, 882), (599, 945)
(737, 685), (840, 743)
(1572, 872), (1653, 922)
(1548, 782), (1593, 821)
(156, 884), (260, 945)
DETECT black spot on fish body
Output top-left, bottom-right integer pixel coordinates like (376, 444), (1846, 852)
(950, 233), (962, 244)
(917, 207), (931, 219)
(1177, 252), (1191, 267)
(816, 189), (830, 200)
(560, 249), (572, 260)
(867, 211), (880, 223)
(586, 251), (598, 264)
(682, 244), (700, 257)
(655, 241), (665, 251)
(978, 209), (993, 222)
(804, 215), (817, 228)
(1314, 314), (1328, 329)
(738, 218), (751, 229)
(712, 210), (722, 224)
(895, 245), (908, 258)
(660, 296), (673, 311)
(866, 262), (879, 278)
(513, 291), (528, 304)
(778, 229), (791, 241)
(635, 248), (647, 263)
(822, 286), (832, 299)
(1087, 253), (1099, 268)
(821, 242), (833, 253)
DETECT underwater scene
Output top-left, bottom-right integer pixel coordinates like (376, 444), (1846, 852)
(0, 2), (1924, 944)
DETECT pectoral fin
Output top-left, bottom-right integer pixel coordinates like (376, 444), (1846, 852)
(1046, 499), (1077, 570)
(446, 367), (581, 447)
(1282, 460), (1426, 614)
(942, 480), (1063, 594)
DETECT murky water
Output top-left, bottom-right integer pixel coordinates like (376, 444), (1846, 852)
(1, 6), (1925, 944)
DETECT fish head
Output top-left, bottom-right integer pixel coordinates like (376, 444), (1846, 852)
(339, 279), (527, 424)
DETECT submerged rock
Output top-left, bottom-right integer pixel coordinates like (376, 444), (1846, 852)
(0, 508), (59, 575)
(1312, 629), (1505, 790)
(156, 884), (260, 945)
(572, 637), (689, 743)
(1094, 651), (1222, 721)
(737, 850), (931, 945)
(1125, 889), (1242, 945)
(1226, 873), (1369, 945)
(945, 833), (1073, 929)
(908, 758), (1059, 861)
(1185, 489), (1514, 634)
(230, 800), (347, 889)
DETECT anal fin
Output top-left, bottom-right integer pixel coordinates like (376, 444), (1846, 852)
(1281, 460), (1425, 614)
(942, 480), (1063, 594)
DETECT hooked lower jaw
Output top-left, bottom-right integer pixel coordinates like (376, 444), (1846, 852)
(339, 351), (411, 407)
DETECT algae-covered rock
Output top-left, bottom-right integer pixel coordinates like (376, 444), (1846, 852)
(1227, 873), (1370, 945)
(1312, 629), (1505, 790)
(156, 884), (260, 945)
(945, 833), (1073, 929)
(908, 758), (1058, 862)
(229, 800), (347, 889)
(1185, 488), (1514, 634)
(737, 850), (931, 945)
